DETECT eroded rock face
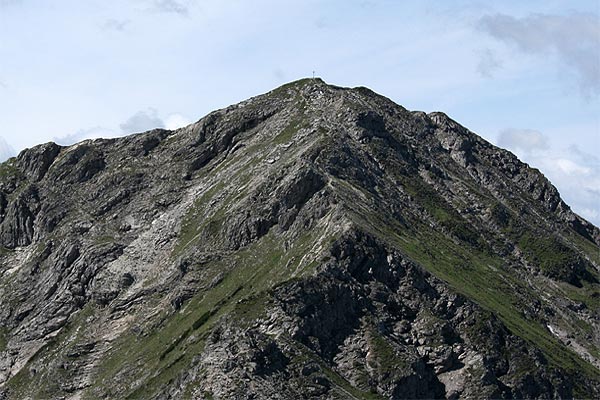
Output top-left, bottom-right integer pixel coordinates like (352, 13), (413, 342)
(0, 185), (38, 248)
(16, 142), (62, 182)
(0, 78), (598, 399)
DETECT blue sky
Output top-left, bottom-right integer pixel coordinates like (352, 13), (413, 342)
(0, 0), (598, 224)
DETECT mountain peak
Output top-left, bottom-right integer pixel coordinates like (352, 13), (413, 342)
(0, 82), (599, 398)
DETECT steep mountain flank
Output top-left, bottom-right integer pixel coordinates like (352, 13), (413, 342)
(0, 79), (599, 399)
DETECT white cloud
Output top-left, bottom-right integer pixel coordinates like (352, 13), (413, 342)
(479, 12), (600, 97)
(120, 109), (191, 133)
(164, 113), (191, 130)
(497, 128), (549, 153)
(54, 109), (188, 148)
(0, 136), (15, 162)
(54, 127), (123, 146)
(119, 108), (165, 133)
(555, 158), (590, 176)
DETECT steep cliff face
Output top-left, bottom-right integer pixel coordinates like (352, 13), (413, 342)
(0, 79), (599, 399)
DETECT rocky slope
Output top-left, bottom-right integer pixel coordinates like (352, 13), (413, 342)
(0, 78), (599, 399)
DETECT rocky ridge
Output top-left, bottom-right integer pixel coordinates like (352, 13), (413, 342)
(0, 78), (598, 399)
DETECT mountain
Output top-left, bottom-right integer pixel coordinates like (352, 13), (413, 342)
(0, 78), (599, 399)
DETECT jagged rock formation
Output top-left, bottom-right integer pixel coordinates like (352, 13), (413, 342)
(0, 79), (599, 399)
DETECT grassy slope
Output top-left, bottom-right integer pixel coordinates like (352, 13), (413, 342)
(336, 171), (600, 394)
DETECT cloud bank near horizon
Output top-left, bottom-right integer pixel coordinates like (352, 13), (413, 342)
(479, 12), (600, 98)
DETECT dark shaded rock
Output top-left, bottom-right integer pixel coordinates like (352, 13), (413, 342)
(16, 142), (62, 182)
(0, 185), (38, 248)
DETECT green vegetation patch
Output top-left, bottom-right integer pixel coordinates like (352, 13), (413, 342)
(274, 118), (305, 144)
(489, 200), (593, 285)
(342, 186), (600, 386)
(270, 78), (314, 98)
(0, 246), (15, 256)
(517, 232), (582, 282)
(402, 178), (482, 248)
(368, 330), (409, 375)
(173, 180), (227, 256)
(0, 158), (21, 180)
(557, 280), (600, 313)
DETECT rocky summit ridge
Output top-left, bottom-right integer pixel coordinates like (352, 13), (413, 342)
(0, 78), (599, 399)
